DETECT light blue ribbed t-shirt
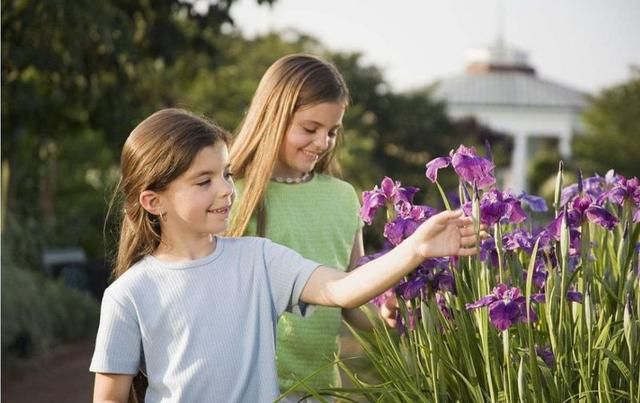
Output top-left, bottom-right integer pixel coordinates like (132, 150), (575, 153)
(90, 236), (320, 402)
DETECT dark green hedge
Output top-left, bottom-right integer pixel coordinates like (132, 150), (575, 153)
(1, 265), (100, 365)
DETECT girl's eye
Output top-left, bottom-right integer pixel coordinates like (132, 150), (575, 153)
(328, 131), (338, 139)
(303, 127), (316, 134)
(224, 172), (234, 180)
(196, 179), (211, 187)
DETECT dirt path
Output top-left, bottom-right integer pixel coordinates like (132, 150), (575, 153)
(0, 331), (371, 402)
(2, 340), (94, 403)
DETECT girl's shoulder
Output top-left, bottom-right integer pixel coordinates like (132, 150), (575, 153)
(218, 235), (267, 248)
(102, 258), (152, 302)
(312, 174), (360, 203)
(311, 174), (357, 193)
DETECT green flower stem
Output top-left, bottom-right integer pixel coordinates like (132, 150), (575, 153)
(525, 239), (543, 400)
(503, 329), (513, 403)
(495, 223), (505, 283)
(435, 180), (451, 211)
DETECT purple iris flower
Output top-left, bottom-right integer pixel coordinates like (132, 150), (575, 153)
(466, 284), (537, 331)
(535, 227), (557, 253)
(446, 190), (462, 209)
(536, 346), (555, 368)
(543, 213), (564, 241)
(538, 214), (583, 258)
(523, 268), (547, 289)
(531, 293), (546, 303)
(547, 194), (619, 237)
(371, 289), (394, 307)
(360, 190), (386, 225)
(436, 292), (453, 320)
(384, 203), (439, 245)
(384, 217), (421, 245)
(518, 192), (548, 212)
(396, 203), (438, 221)
(391, 257), (454, 303)
(478, 201), (510, 225)
(571, 194), (619, 230)
(567, 289), (583, 303)
(425, 157), (452, 183)
(584, 206), (619, 230)
(398, 308), (420, 334)
(380, 176), (420, 204)
(602, 176), (640, 206)
(569, 229), (582, 256)
(561, 175), (606, 207)
(396, 276), (427, 300)
(434, 270), (455, 293)
(463, 189), (528, 225)
(420, 257), (451, 271)
(479, 237), (499, 267)
(360, 177), (419, 224)
(451, 145), (496, 188)
(425, 145), (496, 188)
(503, 228), (534, 254)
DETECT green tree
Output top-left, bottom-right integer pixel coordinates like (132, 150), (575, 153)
(573, 70), (640, 178)
(1, 0), (268, 265)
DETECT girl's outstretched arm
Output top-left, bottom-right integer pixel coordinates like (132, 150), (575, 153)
(301, 210), (481, 309)
(93, 373), (133, 403)
(341, 228), (377, 330)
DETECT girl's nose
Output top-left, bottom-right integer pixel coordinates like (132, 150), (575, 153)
(220, 178), (235, 198)
(315, 132), (332, 150)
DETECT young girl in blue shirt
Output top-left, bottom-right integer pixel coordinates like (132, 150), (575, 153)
(90, 108), (481, 402)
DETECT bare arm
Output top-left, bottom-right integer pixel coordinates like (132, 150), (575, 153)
(301, 210), (480, 309)
(341, 229), (376, 330)
(93, 373), (133, 403)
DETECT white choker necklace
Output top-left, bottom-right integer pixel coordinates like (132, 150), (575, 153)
(271, 172), (313, 184)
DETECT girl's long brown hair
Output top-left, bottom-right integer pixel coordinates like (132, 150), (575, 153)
(228, 54), (349, 237)
(107, 108), (229, 279)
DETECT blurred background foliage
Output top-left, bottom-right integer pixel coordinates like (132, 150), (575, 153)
(2, 0), (638, 363)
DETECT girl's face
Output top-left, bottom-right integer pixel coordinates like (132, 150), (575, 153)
(274, 101), (345, 178)
(159, 142), (235, 240)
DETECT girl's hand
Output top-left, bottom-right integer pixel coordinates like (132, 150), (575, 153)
(410, 210), (482, 259)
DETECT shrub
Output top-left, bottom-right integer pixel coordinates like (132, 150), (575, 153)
(1, 264), (100, 366)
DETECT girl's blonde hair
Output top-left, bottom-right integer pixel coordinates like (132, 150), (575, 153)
(108, 108), (229, 279)
(228, 54), (350, 237)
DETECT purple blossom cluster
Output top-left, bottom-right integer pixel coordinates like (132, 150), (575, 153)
(360, 144), (634, 333)
(465, 284), (537, 331)
(426, 145), (496, 189)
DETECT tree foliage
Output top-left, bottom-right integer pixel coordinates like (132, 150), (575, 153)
(573, 69), (640, 178)
(1, 0), (248, 264)
(2, 0), (473, 265)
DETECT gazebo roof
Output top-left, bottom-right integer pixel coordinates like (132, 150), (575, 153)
(433, 40), (589, 110)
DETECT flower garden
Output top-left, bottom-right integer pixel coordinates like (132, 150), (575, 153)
(310, 144), (639, 402)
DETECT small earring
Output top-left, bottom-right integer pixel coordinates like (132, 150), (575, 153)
(160, 211), (167, 222)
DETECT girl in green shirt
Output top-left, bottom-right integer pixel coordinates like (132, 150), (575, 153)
(228, 54), (394, 400)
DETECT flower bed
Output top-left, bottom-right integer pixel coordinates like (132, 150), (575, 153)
(325, 145), (638, 402)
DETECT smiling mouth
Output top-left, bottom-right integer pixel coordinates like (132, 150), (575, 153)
(302, 150), (321, 160)
(208, 206), (230, 214)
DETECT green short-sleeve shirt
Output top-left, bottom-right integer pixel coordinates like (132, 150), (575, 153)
(234, 174), (362, 390)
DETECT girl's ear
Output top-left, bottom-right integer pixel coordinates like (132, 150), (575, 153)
(139, 190), (162, 216)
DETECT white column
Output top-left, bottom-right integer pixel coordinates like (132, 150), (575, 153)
(511, 133), (528, 193)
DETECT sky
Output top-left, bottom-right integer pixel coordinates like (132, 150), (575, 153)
(227, 0), (640, 95)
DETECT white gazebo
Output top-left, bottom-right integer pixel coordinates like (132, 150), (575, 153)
(434, 39), (589, 192)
